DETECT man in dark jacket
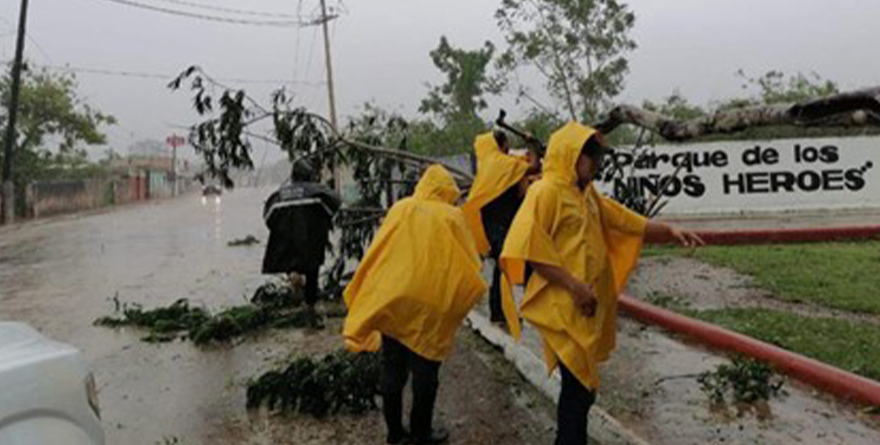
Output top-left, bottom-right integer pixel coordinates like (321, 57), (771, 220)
(262, 158), (342, 306)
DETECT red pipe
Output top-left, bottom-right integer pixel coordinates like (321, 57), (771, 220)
(646, 226), (880, 246)
(619, 295), (880, 407)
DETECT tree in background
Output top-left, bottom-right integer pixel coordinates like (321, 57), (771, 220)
(420, 37), (504, 122)
(0, 65), (115, 214)
(416, 37), (505, 155)
(736, 69), (840, 107)
(642, 91), (706, 122)
(496, 0), (636, 123)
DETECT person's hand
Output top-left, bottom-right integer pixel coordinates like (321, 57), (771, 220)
(670, 226), (705, 249)
(568, 280), (598, 318)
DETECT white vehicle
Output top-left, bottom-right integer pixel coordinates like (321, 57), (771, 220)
(0, 322), (104, 445)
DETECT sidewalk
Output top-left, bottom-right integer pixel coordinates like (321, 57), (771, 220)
(658, 208), (880, 231)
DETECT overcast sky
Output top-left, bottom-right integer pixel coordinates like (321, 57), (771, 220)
(2, 0), (879, 162)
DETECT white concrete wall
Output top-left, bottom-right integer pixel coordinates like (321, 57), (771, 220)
(597, 136), (880, 215)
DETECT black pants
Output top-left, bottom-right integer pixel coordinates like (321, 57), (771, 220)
(489, 256), (504, 322)
(381, 335), (442, 440)
(556, 362), (597, 445)
(490, 258), (533, 322)
(303, 266), (319, 306)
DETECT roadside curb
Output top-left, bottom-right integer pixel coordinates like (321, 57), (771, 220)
(467, 312), (652, 445)
(619, 295), (880, 407)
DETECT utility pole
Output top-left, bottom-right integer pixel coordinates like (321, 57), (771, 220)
(317, 0), (342, 192)
(2, 0), (30, 225)
(319, 0), (338, 131)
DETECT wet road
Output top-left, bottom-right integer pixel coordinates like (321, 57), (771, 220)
(0, 188), (565, 445)
(0, 188), (291, 443)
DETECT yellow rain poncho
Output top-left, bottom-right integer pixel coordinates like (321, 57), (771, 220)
(343, 165), (488, 362)
(500, 122), (647, 390)
(462, 132), (530, 256)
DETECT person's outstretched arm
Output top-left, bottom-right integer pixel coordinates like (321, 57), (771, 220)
(645, 221), (705, 248)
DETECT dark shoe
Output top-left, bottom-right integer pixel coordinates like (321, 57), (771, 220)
(383, 392), (406, 445)
(386, 428), (409, 444)
(410, 427), (449, 445)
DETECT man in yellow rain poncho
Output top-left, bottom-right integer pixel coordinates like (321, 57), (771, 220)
(462, 131), (538, 324)
(344, 165), (487, 445)
(501, 123), (703, 445)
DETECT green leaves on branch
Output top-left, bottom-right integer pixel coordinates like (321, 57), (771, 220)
(698, 357), (785, 404)
(246, 350), (381, 417)
(171, 68), (433, 302)
(169, 67), (255, 188)
(93, 281), (332, 345)
(94, 298), (210, 343)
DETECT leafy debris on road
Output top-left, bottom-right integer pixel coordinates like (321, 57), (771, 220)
(94, 281), (337, 345)
(95, 299), (210, 334)
(246, 350), (381, 417)
(227, 235), (260, 247)
(698, 356), (785, 404)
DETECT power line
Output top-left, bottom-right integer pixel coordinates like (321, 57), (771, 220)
(0, 16), (51, 63)
(4, 61), (326, 87)
(148, 0), (299, 18)
(91, 0), (324, 27)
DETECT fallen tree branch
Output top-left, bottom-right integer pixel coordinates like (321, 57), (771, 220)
(303, 111), (475, 181)
(596, 87), (880, 142)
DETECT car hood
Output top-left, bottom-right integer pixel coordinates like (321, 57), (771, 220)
(0, 322), (78, 373)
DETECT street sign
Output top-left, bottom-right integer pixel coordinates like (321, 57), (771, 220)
(166, 135), (186, 197)
(166, 135), (186, 148)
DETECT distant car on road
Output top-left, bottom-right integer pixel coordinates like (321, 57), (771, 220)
(201, 185), (223, 205)
(202, 185), (223, 196)
(0, 322), (105, 445)
(202, 185), (222, 196)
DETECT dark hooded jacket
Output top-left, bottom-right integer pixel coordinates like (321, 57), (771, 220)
(261, 161), (342, 274)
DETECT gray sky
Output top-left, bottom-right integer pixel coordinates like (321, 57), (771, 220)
(2, 0), (879, 163)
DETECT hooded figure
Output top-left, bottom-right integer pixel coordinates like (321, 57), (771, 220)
(344, 164), (487, 445)
(501, 122), (648, 445)
(462, 131), (532, 323)
(261, 158), (341, 305)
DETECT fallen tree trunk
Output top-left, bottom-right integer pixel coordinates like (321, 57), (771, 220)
(596, 87), (880, 142)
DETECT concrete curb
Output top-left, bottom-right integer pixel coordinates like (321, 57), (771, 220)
(467, 312), (652, 445)
(619, 295), (880, 407)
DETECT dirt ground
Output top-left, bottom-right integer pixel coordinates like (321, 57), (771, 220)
(209, 317), (559, 445)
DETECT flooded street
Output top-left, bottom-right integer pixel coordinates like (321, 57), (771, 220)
(0, 188), (280, 443)
(0, 189), (558, 444)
